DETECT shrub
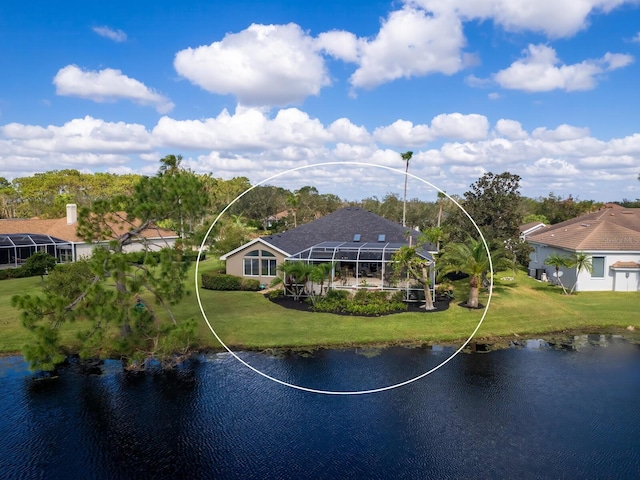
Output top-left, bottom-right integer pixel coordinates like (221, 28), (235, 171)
(325, 289), (350, 301)
(239, 278), (261, 291)
(266, 289), (282, 299)
(311, 288), (407, 315)
(0, 266), (29, 281)
(201, 273), (241, 291)
(22, 252), (57, 280)
(200, 273), (261, 291)
(390, 290), (405, 303)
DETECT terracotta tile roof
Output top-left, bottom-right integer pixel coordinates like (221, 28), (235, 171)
(0, 214), (177, 243)
(527, 207), (640, 251)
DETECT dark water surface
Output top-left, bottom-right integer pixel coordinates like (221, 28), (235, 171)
(1, 336), (639, 479)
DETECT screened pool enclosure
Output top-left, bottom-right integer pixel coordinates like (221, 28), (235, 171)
(286, 241), (435, 301)
(0, 233), (74, 268)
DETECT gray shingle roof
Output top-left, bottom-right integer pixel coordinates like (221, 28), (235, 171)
(261, 207), (435, 255)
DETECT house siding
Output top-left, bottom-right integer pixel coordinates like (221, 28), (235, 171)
(224, 243), (286, 286)
(529, 244), (640, 291)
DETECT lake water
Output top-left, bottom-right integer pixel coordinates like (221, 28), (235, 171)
(1, 335), (639, 479)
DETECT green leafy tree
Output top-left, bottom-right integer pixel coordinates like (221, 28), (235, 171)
(522, 213), (549, 225)
(12, 159), (201, 373)
(0, 177), (17, 218)
(532, 193), (598, 224)
(448, 172), (523, 244)
(231, 185), (288, 231)
(23, 252), (57, 281)
(438, 237), (512, 308)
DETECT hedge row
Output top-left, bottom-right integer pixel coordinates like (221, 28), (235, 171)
(0, 266), (31, 281)
(311, 289), (408, 315)
(124, 251), (206, 265)
(201, 273), (261, 291)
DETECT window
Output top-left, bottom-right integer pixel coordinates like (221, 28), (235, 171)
(378, 234), (386, 242)
(261, 251), (276, 276)
(243, 249), (277, 276)
(262, 258), (277, 276)
(244, 258), (260, 276)
(353, 234), (361, 242)
(591, 256), (605, 278)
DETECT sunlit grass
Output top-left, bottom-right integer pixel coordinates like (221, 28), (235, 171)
(2, 262), (639, 354)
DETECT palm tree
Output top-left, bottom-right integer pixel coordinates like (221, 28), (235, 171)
(277, 261), (313, 300)
(544, 253), (572, 294)
(436, 191), (446, 228)
(392, 245), (436, 311)
(286, 191), (299, 228)
(308, 262), (334, 305)
(159, 154), (183, 176)
(569, 252), (593, 294)
(438, 237), (511, 308)
(401, 151), (413, 227)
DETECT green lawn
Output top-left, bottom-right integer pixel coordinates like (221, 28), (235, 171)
(1, 261), (639, 355)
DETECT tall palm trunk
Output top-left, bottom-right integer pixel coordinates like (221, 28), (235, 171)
(467, 275), (480, 308)
(421, 265), (435, 310)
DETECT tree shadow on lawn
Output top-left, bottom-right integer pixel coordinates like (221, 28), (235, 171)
(529, 282), (569, 296)
(491, 282), (517, 295)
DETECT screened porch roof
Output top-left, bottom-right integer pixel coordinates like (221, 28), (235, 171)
(0, 233), (73, 249)
(287, 241), (433, 263)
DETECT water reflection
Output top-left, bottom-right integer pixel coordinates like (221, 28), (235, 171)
(0, 336), (639, 479)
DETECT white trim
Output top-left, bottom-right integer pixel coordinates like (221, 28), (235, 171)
(219, 238), (290, 260)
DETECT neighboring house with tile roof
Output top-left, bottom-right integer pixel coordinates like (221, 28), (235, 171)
(220, 207), (436, 292)
(526, 204), (640, 291)
(0, 204), (179, 268)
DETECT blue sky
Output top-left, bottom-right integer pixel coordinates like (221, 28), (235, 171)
(1, 0), (640, 203)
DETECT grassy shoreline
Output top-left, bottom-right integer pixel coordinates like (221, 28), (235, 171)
(1, 261), (639, 357)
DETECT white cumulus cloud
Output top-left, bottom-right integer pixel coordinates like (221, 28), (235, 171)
(494, 119), (528, 140)
(316, 30), (361, 63)
(174, 23), (330, 107)
(53, 65), (174, 113)
(493, 44), (633, 92)
(412, 0), (632, 38)
(152, 107), (331, 151)
(349, 6), (467, 89)
(374, 113), (488, 146)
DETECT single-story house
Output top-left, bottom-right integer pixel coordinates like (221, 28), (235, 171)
(527, 204), (640, 292)
(0, 204), (179, 269)
(220, 207), (436, 294)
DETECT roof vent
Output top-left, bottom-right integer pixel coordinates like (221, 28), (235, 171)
(580, 223), (590, 227)
(621, 211), (633, 214)
(353, 234), (361, 242)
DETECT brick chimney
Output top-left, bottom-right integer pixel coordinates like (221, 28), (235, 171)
(66, 204), (77, 225)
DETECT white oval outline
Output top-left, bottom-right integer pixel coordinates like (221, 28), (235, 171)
(195, 161), (493, 395)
